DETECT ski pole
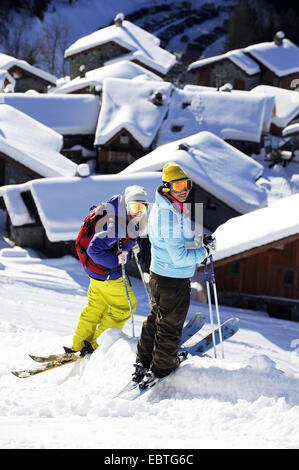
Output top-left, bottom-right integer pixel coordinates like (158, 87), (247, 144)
(133, 251), (151, 308)
(121, 264), (135, 338)
(210, 255), (224, 359)
(204, 262), (217, 358)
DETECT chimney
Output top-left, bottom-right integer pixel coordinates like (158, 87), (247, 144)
(274, 31), (285, 46)
(152, 91), (163, 106)
(79, 64), (86, 78)
(114, 12), (124, 27)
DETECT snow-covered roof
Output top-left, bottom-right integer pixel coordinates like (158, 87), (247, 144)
(0, 93), (100, 135)
(0, 172), (162, 241)
(157, 86), (273, 143)
(64, 20), (176, 76)
(0, 104), (78, 178)
(188, 48), (261, 75)
(183, 85), (275, 134)
(245, 38), (299, 77)
(121, 131), (267, 214)
(51, 60), (162, 94)
(94, 77), (172, 147)
(0, 52), (57, 85)
(188, 37), (299, 78)
(251, 85), (299, 128)
(214, 193), (299, 262)
(282, 122), (299, 137)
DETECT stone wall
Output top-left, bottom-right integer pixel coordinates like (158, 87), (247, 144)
(69, 42), (129, 79)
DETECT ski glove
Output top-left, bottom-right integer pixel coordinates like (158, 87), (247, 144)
(80, 340), (94, 357)
(132, 242), (140, 256)
(202, 234), (217, 256)
(117, 250), (128, 265)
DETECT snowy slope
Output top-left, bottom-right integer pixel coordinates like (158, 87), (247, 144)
(1, 237), (299, 449)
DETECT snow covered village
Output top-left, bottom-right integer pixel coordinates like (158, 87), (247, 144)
(0, 0), (299, 451)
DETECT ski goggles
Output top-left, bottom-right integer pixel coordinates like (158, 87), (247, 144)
(127, 202), (148, 214)
(169, 179), (192, 192)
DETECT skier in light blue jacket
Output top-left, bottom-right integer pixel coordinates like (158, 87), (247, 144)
(133, 162), (216, 388)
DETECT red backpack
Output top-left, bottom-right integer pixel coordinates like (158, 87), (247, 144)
(75, 203), (132, 276)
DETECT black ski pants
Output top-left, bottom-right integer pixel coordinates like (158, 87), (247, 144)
(136, 271), (191, 378)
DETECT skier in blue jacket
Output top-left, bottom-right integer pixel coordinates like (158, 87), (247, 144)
(133, 162), (216, 388)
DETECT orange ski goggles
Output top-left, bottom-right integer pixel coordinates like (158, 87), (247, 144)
(169, 179), (192, 192)
(127, 202), (148, 214)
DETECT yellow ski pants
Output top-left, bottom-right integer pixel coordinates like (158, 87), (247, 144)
(72, 276), (137, 351)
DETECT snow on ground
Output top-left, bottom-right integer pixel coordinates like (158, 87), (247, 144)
(1, 229), (299, 449)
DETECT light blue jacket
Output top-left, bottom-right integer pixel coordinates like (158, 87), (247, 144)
(148, 189), (206, 279)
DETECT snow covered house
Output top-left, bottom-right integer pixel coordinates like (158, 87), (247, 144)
(0, 52), (56, 93)
(122, 131), (267, 232)
(212, 194), (299, 320)
(250, 85), (299, 137)
(0, 104), (81, 189)
(188, 48), (261, 91)
(0, 172), (160, 256)
(51, 60), (162, 95)
(188, 32), (299, 91)
(157, 85), (275, 154)
(94, 78), (173, 173)
(64, 14), (176, 81)
(94, 77), (274, 169)
(0, 93), (100, 163)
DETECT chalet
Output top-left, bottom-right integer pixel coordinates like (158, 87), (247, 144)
(52, 60), (162, 95)
(64, 14), (176, 81)
(157, 85), (275, 155)
(94, 77), (274, 168)
(94, 78), (173, 173)
(212, 193), (299, 321)
(0, 104), (82, 187)
(187, 48), (261, 90)
(188, 32), (299, 91)
(0, 52), (56, 93)
(121, 131), (267, 232)
(0, 93), (100, 164)
(0, 172), (160, 256)
(250, 85), (299, 137)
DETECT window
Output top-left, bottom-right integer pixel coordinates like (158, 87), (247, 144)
(171, 125), (183, 132)
(207, 198), (217, 210)
(120, 133), (129, 144)
(231, 260), (240, 274)
(284, 270), (294, 285)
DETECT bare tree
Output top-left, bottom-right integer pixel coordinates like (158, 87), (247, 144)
(38, 16), (71, 77)
(1, 14), (41, 65)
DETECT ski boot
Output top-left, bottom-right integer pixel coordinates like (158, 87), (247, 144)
(132, 362), (147, 383)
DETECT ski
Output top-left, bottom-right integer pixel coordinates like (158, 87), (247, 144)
(117, 317), (240, 400)
(29, 352), (81, 363)
(11, 358), (79, 378)
(113, 312), (206, 398)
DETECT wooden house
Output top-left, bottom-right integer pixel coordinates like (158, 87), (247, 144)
(188, 32), (299, 92)
(212, 194), (299, 321)
(94, 78), (173, 173)
(0, 52), (56, 93)
(64, 14), (176, 81)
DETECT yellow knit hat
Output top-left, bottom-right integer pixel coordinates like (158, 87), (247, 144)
(162, 162), (188, 183)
